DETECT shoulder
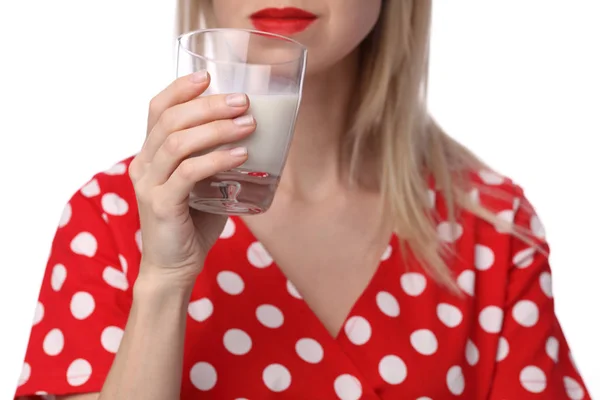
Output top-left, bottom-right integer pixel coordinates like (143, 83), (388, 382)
(65, 155), (137, 221)
(432, 168), (548, 295)
(57, 154), (141, 266)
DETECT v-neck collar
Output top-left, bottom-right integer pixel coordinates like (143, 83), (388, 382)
(229, 216), (400, 343)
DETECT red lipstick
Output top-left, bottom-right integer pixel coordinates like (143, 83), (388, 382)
(250, 7), (317, 35)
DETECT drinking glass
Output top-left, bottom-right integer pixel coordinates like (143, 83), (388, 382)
(176, 28), (307, 215)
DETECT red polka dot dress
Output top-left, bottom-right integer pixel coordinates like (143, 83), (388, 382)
(15, 157), (591, 399)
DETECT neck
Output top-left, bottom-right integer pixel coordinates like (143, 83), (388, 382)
(278, 50), (360, 200)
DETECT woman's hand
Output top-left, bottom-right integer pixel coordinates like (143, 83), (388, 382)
(128, 70), (255, 287)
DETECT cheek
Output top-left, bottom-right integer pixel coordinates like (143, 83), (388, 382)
(210, 0), (239, 28)
(310, 1), (382, 70)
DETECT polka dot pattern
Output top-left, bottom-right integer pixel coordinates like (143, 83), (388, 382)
(344, 316), (372, 345)
(263, 364), (291, 392)
(190, 362), (217, 391)
(334, 374), (362, 400)
(400, 272), (427, 296)
(520, 366), (547, 393)
(410, 329), (438, 355)
(101, 326), (124, 354)
(66, 359), (92, 387)
(15, 160), (589, 400)
(223, 329), (252, 355)
(378, 355), (407, 385)
(376, 291), (400, 317)
(295, 338), (324, 364)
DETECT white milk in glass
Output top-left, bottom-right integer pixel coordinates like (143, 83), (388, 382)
(189, 93), (300, 214)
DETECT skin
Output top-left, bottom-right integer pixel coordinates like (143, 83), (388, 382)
(24, 0), (386, 398)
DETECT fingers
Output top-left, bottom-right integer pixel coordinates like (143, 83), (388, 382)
(140, 93), (250, 163)
(159, 147), (249, 207)
(147, 114), (256, 185)
(146, 70), (211, 134)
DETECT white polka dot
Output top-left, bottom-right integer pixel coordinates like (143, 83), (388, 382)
(18, 362), (31, 386)
(457, 270), (475, 296)
(263, 364), (291, 392)
(256, 304), (284, 328)
(334, 374), (362, 400)
(479, 170), (504, 185)
(469, 188), (480, 204)
(70, 232), (98, 257)
(496, 210), (515, 233)
(437, 221), (464, 242)
(513, 300), (539, 327)
(287, 280), (302, 299)
(188, 298), (213, 322)
(564, 376), (585, 400)
(479, 306), (504, 333)
(101, 193), (129, 216)
(105, 162), (127, 175)
(217, 271), (245, 295)
(101, 326), (124, 353)
(437, 303), (463, 328)
(70, 292), (95, 320)
(475, 245), (494, 270)
(466, 339), (479, 366)
(102, 213), (109, 223)
(378, 355), (407, 385)
(496, 337), (510, 361)
(545, 336), (559, 363)
(43, 328), (64, 356)
(223, 329), (252, 355)
(540, 272), (553, 298)
(513, 248), (536, 268)
(33, 301), (44, 325)
(247, 242), (273, 268)
(520, 366), (547, 393)
(220, 218), (236, 239)
(531, 215), (546, 239)
(103, 266), (129, 291)
(135, 230), (142, 252)
(400, 272), (427, 296)
(81, 179), (100, 197)
(344, 316), (372, 345)
(295, 338), (324, 364)
(376, 291), (400, 317)
(446, 366), (465, 395)
(59, 203), (72, 228)
(190, 362), (217, 391)
(380, 245), (392, 261)
(66, 359), (92, 386)
(427, 189), (436, 208)
(119, 254), (128, 273)
(513, 197), (521, 210)
(51, 264), (67, 291)
(410, 329), (438, 355)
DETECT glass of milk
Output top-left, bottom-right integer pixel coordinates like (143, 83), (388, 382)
(176, 28), (307, 215)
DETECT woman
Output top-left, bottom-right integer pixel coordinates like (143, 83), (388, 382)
(14, 0), (590, 399)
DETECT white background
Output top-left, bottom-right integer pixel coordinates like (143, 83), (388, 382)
(0, 1), (598, 398)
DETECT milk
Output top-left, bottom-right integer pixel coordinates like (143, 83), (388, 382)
(188, 93), (301, 215)
(232, 93), (300, 175)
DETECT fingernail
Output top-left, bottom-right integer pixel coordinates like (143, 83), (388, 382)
(230, 147), (248, 157)
(226, 93), (247, 107)
(189, 70), (208, 83)
(233, 115), (255, 126)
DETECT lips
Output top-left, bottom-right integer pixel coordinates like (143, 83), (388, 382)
(250, 7), (317, 35)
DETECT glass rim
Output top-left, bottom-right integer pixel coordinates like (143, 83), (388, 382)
(177, 28), (308, 66)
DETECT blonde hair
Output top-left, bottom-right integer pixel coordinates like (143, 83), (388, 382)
(176, 0), (535, 290)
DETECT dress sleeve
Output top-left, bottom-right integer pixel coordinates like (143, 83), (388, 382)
(14, 178), (133, 398)
(488, 191), (591, 399)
